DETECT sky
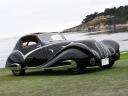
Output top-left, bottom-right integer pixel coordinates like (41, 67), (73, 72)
(0, 0), (128, 38)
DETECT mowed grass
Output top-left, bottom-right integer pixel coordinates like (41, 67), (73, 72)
(0, 53), (128, 96)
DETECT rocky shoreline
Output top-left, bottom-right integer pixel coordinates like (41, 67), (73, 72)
(63, 23), (128, 33)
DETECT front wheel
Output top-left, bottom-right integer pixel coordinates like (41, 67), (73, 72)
(68, 60), (86, 74)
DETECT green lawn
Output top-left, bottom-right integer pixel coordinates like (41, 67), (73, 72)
(0, 53), (128, 96)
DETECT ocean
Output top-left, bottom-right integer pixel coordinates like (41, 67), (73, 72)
(0, 32), (128, 68)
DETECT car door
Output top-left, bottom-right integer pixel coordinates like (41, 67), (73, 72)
(37, 33), (70, 62)
(20, 35), (48, 67)
(45, 41), (70, 61)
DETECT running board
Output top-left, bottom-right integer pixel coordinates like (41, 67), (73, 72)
(24, 60), (77, 70)
(7, 60), (77, 71)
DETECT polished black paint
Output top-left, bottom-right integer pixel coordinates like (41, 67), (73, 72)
(6, 32), (120, 71)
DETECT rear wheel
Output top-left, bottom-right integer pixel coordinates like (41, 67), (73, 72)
(11, 63), (25, 76)
(12, 69), (25, 76)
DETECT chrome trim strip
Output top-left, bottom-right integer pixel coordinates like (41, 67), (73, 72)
(24, 45), (46, 58)
(100, 42), (108, 57)
(95, 42), (103, 57)
(24, 42), (72, 59)
(95, 42), (110, 58)
(99, 42), (105, 57)
(13, 50), (25, 59)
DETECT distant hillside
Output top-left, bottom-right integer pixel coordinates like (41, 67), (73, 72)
(63, 5), (128, 32)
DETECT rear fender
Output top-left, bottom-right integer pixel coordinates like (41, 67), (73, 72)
(6, 50), (25, 67)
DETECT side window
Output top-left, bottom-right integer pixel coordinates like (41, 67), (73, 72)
(22, 41), (37, 48)
(21, 36), (38, 49)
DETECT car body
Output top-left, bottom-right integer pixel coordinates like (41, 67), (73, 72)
(6, 32), (120, 76)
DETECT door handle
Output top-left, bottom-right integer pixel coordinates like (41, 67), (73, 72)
(48, 49), (54, 53)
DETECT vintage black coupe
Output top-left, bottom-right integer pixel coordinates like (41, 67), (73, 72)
(6, 32), (120, 76)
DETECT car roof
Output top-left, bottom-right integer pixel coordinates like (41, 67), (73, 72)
(20, 32), (64, 41)
(21, 32), (61, 38)
(30, 32), (61, 35)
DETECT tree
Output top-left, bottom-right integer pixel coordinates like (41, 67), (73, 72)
(82, 5), (128, 24)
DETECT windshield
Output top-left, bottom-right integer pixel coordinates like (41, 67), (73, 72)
(38, 33), (66, 42)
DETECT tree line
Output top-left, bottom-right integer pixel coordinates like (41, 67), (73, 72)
(82, 5), (128, 24)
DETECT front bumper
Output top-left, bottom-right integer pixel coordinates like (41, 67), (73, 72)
(89, 51), (120, 66)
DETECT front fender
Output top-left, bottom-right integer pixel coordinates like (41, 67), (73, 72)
(42, 48), (89, 68)
(101, 40), (120, 52)
(6, 50), (25, 67)
(54, 43), (94, 58)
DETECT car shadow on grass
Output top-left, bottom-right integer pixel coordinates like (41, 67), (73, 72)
(0, 67), (117, 83)
(24, 66), (116, 76)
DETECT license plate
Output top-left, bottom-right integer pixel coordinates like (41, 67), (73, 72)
(101, 58), (109, 66)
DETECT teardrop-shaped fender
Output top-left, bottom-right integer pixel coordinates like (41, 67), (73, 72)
(42, 43), (94, 68)
(6, 50), (25, 67)
(101, 40), (120, 52)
